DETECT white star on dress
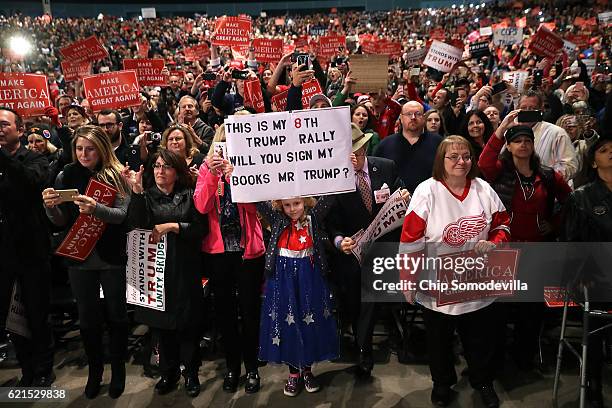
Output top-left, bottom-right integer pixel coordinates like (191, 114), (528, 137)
(303, 313), (315, 325)
(298, 235), (307, 244)
(323, 308), (331, 319)
(268, 311), (277, 321)
(295, 220), (307, 231)
(272, 336), (280, 346)
(285, 313), (295, 325)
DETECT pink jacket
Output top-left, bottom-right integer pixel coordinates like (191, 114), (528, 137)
(193, 164), (265, 259)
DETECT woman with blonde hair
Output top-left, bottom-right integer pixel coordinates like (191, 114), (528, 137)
(160, 124), (205, 173)
(42, 125), (130, 400)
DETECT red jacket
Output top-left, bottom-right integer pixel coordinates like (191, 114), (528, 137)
(479, 135), (572, 242)
(193, 164), (265, 259)
(373, 97), (402, 139)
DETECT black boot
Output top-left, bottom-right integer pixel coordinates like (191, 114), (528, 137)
(80, 329), (104, 399)
(108, 323), (128, 399)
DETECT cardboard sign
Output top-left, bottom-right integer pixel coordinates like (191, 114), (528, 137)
(225, 107), (355, 202)
(0, 73), (50, 117)
(348, 54), (389, 93)
(503, 70), (529, 93)
(55, 179), (117, 261)
(61, 60), (92, 82)
(528, 26), (563, 58)
(243, 78), (265, 113)
(126, 229), (166, 311)
(436, 249), (521, 306)
(493, 27), (523, 46)
(404, 47), (428, 66)
(122, 59), (167, 87)
(469, 41), (490, 59)
(83, 70), (141, 112)
(252, 38), (283, 63)
(183, 43), (210, 62)
(423, 40), (463, 73)
(212, 16), (252, 47)
(5, 282), (30, 339)
(59, 35), (109, 63)
(318, 35), (346, 58)
(351, 189), (408, 263)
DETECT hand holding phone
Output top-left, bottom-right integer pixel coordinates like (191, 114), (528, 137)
(517, 110), (543, 123)
(56, 189), (80, 203)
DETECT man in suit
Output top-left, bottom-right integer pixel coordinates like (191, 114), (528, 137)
(327, 123), (409, 379)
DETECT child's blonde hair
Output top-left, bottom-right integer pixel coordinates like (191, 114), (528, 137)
(271, 196), (317, 212)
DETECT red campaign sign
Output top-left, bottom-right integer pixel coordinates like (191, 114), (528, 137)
(169, 70), (184, 78)
(243, 78), (265, 113)
(301, 78), (323, 109)
(283, 44), (296, 55)
(212, 16), (252, 47)
(515, 17), (527, 28)
(528, 26), (563, 58)
(566, 34), (589, 49)
(270, 89), (288, 112)
(59, 36), (109, 63)
(294, 36), (309, 49)
(0, 73), (50, 117)
(271, 79), (323, 111)
(430, 28), (446, 41)
(137, 42), (149, 58)
(252, 38), (283, 63)
(318, 35), (346, 58)
(435, 249), (521, 306)
(55, 179), (117, 261)
(122, 59), (167, 87)
(544, 286), (578, 308)
(183, 43), (210, 62)
(377, 40), (402, 57)
(82, 70), (141, 112)
(61, 60), (92, 82)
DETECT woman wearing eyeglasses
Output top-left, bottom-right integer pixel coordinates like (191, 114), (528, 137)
(478, 111), (571, 373)
(123, 148), (208, 397)
(399, 135), (510, 408)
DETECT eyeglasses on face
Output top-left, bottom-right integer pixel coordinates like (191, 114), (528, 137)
(444, 155), (472, 163)
(153, 163), (173, 171)
(401, 111), (424, 118)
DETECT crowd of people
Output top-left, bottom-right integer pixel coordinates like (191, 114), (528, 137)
(1, 0), (611, 407)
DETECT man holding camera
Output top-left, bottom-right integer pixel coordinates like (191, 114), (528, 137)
(517, 90), (578, 181)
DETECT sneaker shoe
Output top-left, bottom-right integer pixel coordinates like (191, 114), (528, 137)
(283, 375), (301, 397)
(302, 370), (320, 393)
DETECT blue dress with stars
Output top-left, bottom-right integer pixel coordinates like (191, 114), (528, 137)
(258, 217), (339, 368)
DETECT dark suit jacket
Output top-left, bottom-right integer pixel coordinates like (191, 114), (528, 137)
(327, 156), (404, 242)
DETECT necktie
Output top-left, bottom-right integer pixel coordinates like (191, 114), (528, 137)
(356, 170), (372, 213)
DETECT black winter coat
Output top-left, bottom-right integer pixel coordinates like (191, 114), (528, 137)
(127, 185), (208, 330)
(0, 147), (50, 268)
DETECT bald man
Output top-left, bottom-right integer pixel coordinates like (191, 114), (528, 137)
(374, 101), (442, 192)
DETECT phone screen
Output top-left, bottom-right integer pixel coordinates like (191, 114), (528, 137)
(517, 110), (543, 123)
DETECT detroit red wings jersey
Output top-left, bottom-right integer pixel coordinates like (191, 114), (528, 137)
(399, 177), (510, 315)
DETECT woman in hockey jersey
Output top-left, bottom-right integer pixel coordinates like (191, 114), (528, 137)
(478, 112), (572, 372)
(399, 135), (510, 408)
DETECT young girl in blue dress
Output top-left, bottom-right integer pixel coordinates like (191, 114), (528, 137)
(257, 196), (339, 397)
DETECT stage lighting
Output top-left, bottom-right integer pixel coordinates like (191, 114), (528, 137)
(8, 35), (32, 57)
